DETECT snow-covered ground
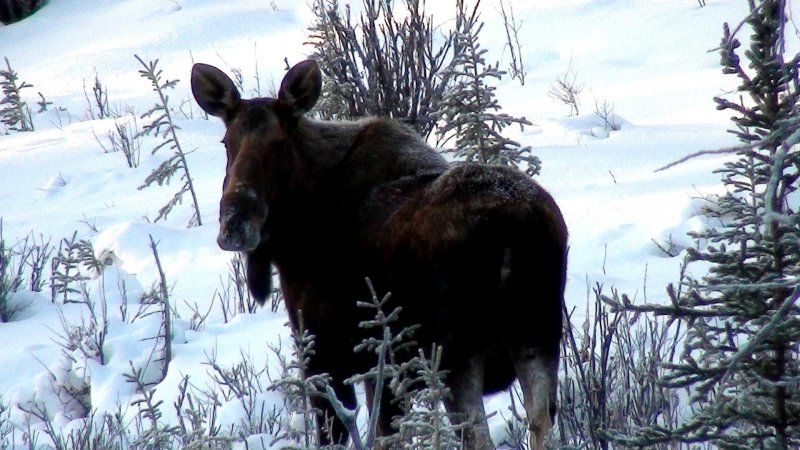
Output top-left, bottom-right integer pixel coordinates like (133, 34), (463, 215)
(0, 0), (782, 447)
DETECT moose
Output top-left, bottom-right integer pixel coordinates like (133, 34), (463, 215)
(191, 59), (567, 450)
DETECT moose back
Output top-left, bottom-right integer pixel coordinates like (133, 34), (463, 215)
(191, 59), (567, 450)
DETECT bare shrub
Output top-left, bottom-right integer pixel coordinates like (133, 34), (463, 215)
(1, 226), (52, 321)
(83, 71), (112, 120)
(136, 236), (173, 382)
(548, 60), (583, 116)
(268, 313), (332, 447)
(215, 253), (260, 323)
(499, 0), (526, 86)
(124, 362), (180, 448)
(202, 348), (282, 440)
(93, 113), (143, 168)
(306, 0), (468, 138)
(555, 281), (684, 450)
(594, 98), (620, 131)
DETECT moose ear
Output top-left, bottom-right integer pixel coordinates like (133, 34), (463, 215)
(278, 59), (322, 116)
(191, 63), (241, 121)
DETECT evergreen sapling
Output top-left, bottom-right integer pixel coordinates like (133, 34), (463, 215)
(390, 345), (466, 450)
(436, 0), (539, 176)
(135, 55), (203, 227)
(605, 1), (800, 447)
(0, 57), (34, 132)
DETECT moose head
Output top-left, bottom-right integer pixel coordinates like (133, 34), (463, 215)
(191, 60), (322, 253)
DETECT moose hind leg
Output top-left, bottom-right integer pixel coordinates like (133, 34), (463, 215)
(512, 346), (559, 450)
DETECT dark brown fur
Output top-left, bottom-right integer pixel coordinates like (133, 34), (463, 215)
(192, 60), (567, 450)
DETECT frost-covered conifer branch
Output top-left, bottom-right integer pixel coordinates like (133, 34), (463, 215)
(391, 345), (467, 450)
(50, 231), (101, 304)
(268, 312), (331, 447)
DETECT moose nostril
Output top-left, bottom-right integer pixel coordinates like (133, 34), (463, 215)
(217, 209), (260, 251)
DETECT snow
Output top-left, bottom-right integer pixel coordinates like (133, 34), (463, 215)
(0, 0), (780, 447)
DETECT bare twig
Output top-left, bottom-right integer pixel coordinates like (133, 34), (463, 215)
(499, 0), (526, 85)
(654, 144), (755, 172)
(148, 234), (172, 382)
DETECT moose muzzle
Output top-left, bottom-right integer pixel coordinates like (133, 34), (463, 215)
(217, 207), (263, 252)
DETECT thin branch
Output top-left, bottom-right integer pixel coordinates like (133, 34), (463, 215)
(706, 0), (770, 53)
(654, 143), (758, 172)
(148, 235), (171, 382)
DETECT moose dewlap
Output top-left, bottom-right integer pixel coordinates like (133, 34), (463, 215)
(191, 59), (568, 450)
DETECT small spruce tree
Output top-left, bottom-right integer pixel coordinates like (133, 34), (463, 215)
(135, 55), (203, 227)
(0, 228), (23, 322)
(0, 57), (34, 132)
(390, 346), (466, 450)
(435, 0), (539, 176)
(605, 1), (800, 448)
(268, 312), (332, 448)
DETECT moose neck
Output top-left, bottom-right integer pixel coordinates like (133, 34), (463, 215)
(266, 115), (374, 217)
(266, 117), (372, 266)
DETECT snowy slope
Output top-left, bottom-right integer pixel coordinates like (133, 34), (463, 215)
(0, 0), (764, 447)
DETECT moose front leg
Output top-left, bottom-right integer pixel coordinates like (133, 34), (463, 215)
(364, 378), (404, 446)
(443, 355), (494, 450)
(309, 373), (357, 447)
